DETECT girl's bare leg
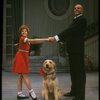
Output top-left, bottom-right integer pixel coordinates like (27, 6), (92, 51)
(22, 74), (32, 90)
(17, 74), (29, 98)
(17, 74), (23, 92)
(22, 74), (37, 99)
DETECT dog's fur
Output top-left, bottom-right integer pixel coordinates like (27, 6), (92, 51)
(41, 59), (63, 100)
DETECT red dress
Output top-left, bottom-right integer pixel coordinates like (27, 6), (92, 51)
(12, 36), (30, 73)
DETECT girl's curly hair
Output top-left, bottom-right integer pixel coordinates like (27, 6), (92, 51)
(18, 25), (30, 37)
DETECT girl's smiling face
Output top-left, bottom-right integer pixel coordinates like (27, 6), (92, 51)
(21, 28), (28, 37)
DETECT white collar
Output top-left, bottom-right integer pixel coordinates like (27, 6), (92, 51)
(74, 14), (83, 19)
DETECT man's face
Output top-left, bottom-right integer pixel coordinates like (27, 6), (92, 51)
(74, 4), (83, 15)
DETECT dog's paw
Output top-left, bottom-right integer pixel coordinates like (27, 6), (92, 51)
(57, 89), (64, 97)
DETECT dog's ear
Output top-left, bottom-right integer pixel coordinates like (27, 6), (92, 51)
(40, 67), (46, 76)
(52, 61), (56, 69)
(43, 60), (46, 66)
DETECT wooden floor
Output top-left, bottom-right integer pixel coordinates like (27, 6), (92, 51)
(2, 71), (98, 100)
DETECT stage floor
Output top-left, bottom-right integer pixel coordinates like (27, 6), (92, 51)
(2, 71), (98, 100)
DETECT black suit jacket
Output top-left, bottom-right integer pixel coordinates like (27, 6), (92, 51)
(58, 15), (87, 53)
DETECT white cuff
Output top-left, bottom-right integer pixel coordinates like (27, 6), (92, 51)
(24, 38), (29, 43)
(54, 35), (59, 42)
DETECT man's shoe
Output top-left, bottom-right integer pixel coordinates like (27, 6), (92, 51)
(17, 93), (29, 99)
(29, 91), (37, 100)
(72, 97), (81, 100)
(72, 98), (79, 100)
(63, 92), (75, 97)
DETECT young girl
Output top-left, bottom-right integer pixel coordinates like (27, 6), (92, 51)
(12, 25), (49, 100)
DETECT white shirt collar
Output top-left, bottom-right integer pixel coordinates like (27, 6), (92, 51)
(74, 14), (83, 19)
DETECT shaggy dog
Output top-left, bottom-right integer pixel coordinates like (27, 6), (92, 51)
(40, 59), (63, 100)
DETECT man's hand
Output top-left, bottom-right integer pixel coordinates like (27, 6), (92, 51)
(48, 37), (56, 42)
(59, 42), (64, 45)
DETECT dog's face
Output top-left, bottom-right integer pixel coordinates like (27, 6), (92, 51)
(42, 59), (56, 74)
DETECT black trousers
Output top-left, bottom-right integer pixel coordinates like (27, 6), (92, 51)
(68, 53), (86, 100)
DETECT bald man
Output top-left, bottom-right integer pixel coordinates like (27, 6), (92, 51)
(49, 4), (87, 100)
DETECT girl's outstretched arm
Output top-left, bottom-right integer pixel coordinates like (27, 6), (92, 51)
(28, 38), (49, 44)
